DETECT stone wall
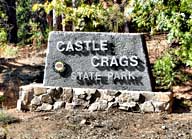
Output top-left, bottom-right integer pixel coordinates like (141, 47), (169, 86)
(17, 83), (173, 113)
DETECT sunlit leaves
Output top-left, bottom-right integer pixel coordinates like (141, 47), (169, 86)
(129, 0), (192, 89)
(33, 1), (124, 32)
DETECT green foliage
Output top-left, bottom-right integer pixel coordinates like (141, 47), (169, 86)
(0, 8), (7, 54)
(153, 51), (178, 89)
(0, 96), (5, 102)
(0, 111), (19, 124)
(0, 2), (7, 43)
(182, 100), (192, 108)
(153, 50), (189, 89)
(17, 0), (48, 46)
(17, 0), (32, 43)
(28, 20), (50, 47)
(128, 0), (192, 89)
(0, 44), (18, 57)
(128, 0), (163, 33)
(0, 28), (7, 43)
(129, 0), (191, 34)
(33, 0), (125, 32)
(4, 46), (18, 57)
(175, 33), (192, 67)
(62, 4), (124, 32)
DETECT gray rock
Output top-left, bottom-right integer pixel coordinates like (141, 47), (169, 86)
(20, 90), (34, 106)
(17, 99), (26, 111)
(47, 88), (56, 97)
(106, 95), (115, 102)
(30, 104), (38, 112)
(87, 90), (101, 103)
(128, 92), (141, 102)
(161, 125), (167, 130)
(98, 100), (108, 110)
(54, 89), (63, 99)
(33, 87), (47, 96)
(80, 119), (87, 125)
(140, 101), (155, 112)
(87, 89), (97, 94)
(107, 101), (118, 110)
(88, 102), (98, 112)
(36, 103), (53, 111)
(142, 92), (172, 102)
(118, 92), (141, 103)
(61, 88), (73, 103)
(19, 85), (33, 96)
(56, 87), (63, 94)
(16, 99), (22, 111)
(40, 94), (54, 104)
(85, 94), (92, 101)
(152, 101), (167, 112)
(78, 93), (87, 99)
(107, 90), (121, 97)
(89, 100), (108, 112)
(47, 88), (62, 101)
(31, 96), (41, 106)
(164, 103), (172, 112)
(73, 88), (87, 96)
(119, 102), (138, 111)
(65, 103), (74, 110)
(53, 101), (65, 110)
(72, 97), (89, 108)
(72, 89), (90, 108)
(0, 128), (6, 139)
(116, 93), (129, 103)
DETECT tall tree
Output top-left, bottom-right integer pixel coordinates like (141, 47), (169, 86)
(5, 0), (17, 43)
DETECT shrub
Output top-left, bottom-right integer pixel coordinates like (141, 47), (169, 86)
(0, 28), (7, 43)
(17, 0), (48, 46)
(0, 3), (8, 43)
(0, 111), (19, 125)
(128, 0), (192, 89)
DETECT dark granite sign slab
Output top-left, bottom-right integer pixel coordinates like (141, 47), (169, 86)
(44, 31), (153, 91)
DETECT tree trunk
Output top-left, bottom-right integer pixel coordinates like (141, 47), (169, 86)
(5, 0), (17, 43)
(124, 21), (130, 33)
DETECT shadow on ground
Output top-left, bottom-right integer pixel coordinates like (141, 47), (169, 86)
(0, 58), (44, 108)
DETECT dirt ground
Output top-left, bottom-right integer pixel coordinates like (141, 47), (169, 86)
(0, 34), (192, 139)
(4, 109), (192, 139)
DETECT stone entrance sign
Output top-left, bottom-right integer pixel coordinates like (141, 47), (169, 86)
(44, 31), (153, 91)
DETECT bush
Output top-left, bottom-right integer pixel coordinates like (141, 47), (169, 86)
(128, 0), (192, 89)
(153, 51), (187, 89)
(0, 111), (19, 125)
(17, 0), (48, 46)
(0, 3), (7, 43)
(0, 28), (7, 43)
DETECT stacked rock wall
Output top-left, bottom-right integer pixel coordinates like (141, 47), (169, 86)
(17, 83), (173, 113)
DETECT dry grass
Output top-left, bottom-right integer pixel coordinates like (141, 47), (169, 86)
(0, 111), (20, 125)
(0, 44), (18, 58)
